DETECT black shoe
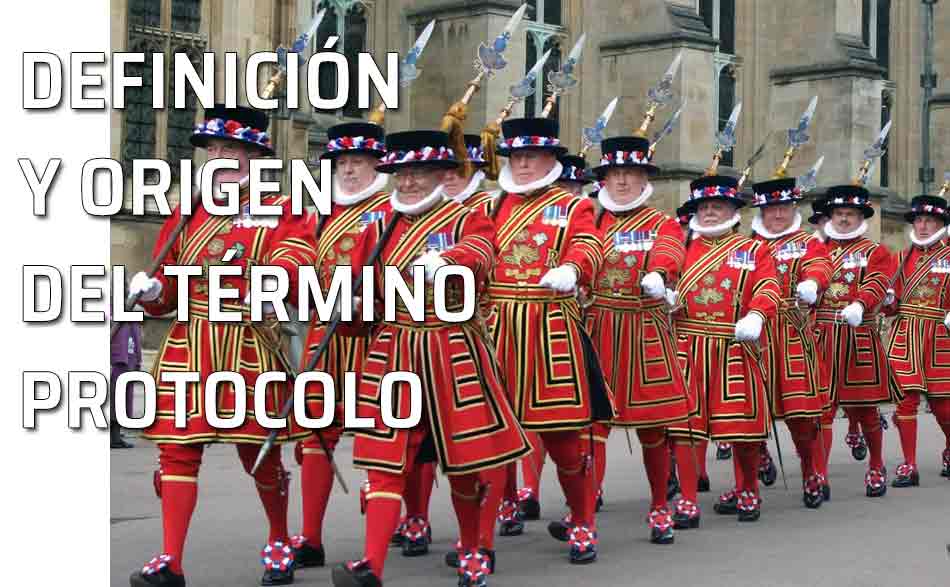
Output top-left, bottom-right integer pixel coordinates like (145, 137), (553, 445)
(697, 474), (710, 493)
(803, 490), (823, 509)
(292, 541), (325, 568)
(112, 436), (134, 449)
(758, 457), (777, 487)
(852, 442), (868, 462)
(499, 518), (524, 536)
(332, 561), (381, 587)
(737, 508), (761, 522)
(666, 471), (681, 500)
(821, 483), (831, 502)
(716, 444), (732, 460)
(547, 520), (570, 542)
(130, 569), (185, 587)
(672, 499), (700, 529)
(400, 517), (431, 557)
(865, 468), (887, 498)
(447, 547), (495, 573)
(891, 465), (919, 488)
(736, 491), (761, 522)
(713, 492), (738, 515)
(802, 475), (823, 509)
(648, 508), (675, 545)
(519, 497), (541, 520)
(568, 526), (597, 564)
(261, 568), (294, 586)
(570, 547), (597, 565)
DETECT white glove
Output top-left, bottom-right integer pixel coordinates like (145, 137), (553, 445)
(414, 250), (448, 283)
(883, 288), (896, 306)
(665, 288), (679, 308)
(734, 312), (764, 342)
(539, 265), (578, 293)
(944, 312), (950, 330)
(841, 302), (864, 327)
(796, 280), (819, 305)
(640, 271), (666, 300)
(129, 271), (162, 303)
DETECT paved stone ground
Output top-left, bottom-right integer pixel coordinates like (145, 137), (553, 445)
(111, 416), (950, 587)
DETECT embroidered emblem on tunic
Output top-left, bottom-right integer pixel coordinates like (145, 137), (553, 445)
(694, 288), (725, 305)
(503, 243), (540, 267)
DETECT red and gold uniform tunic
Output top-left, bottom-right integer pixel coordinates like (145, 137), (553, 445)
(480, 186), (607, 430)
(586, 206), (690, 427)
(142, 194), (317, 444)
(815, 236), (897, 405)
(668, 231), (781, 440)
(350, 200), (530, 475)
(886, 239), (950, 397)
(301, 191), (392, 421)
(754, 230), (833, 418)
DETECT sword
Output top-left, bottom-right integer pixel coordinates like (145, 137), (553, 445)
(580, 97), (619, 157)
(265, 9), (326, 100)
(647, 101), (685, 159)
(706, 102), (742, 175)
(736, 131), (774, 189)
(369, 19), (436, 124)
(634, 51), (683, 137)
(461, 3), (528, 105)
(854, 120), (892, 186)
(540, 33), (585, 118)
(773, 96), (818, 178)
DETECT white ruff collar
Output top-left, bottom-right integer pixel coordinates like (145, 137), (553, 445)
(391, 184), (445, 215)
(752, 211), (802, 240)
(598, 182), (654, 213)
(824, 220), (868, 241)
(909, 226), (947, 248)
(690, 212), (741, 239)
(498, 161), (564, 194)
(447, 170), (486, 204)
(333, 173), (388, 206)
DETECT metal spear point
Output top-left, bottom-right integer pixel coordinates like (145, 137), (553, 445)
(276, 9), (326, 71)
(788, 95), (818, 147)
(648, 50), (683, 106)
(547, 33), (585, 93)
(648, 101), (685, 157)
(399, 19), (435, 87)
(797, 155), (825, 193)
(476, 3), (527, 76)
(509, 48), (552, 99)
(737, 131), (774, 188)
(716, 102), (743, 152)
(864, 120), (893, 160)
(939, 172), (950, 197)
(582, 97), (619, 152)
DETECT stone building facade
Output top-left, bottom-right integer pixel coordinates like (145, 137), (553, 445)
(110, 0), (949, 344)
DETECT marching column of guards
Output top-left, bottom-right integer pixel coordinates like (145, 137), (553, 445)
(124, 96), (950, 587)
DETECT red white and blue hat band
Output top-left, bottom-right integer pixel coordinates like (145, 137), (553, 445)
(560, 165), (587, 182)
(690, 185), (739, 202)
(194, 117), (272, 150)
(827, 195), (870, 207)
(380, 146), (455, 165)
(501, 135), (561, 149)
(909, 203), (947, 217)
(327, 135), (385, 153)
(600, 150), (651, 166)
(467, 146), (486, 164)
(753, 186), (802, 207)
